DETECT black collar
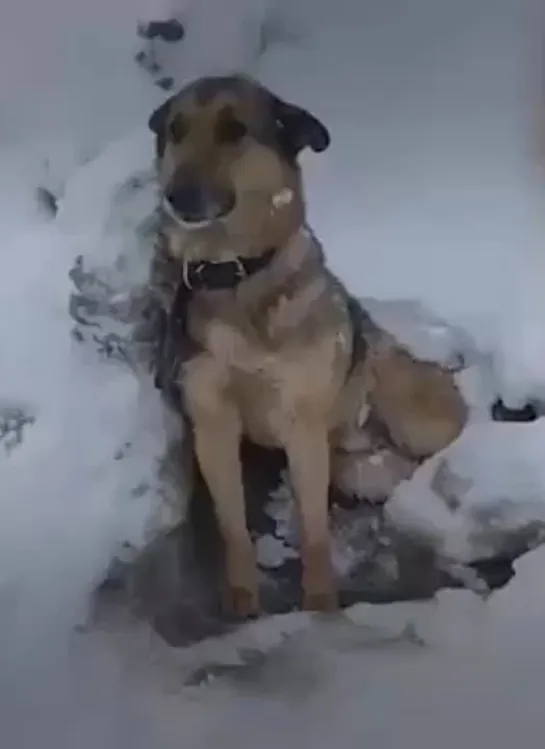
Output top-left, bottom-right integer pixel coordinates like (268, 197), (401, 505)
(180, 247), (277, 292)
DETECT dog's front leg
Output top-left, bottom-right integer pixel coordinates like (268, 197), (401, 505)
(194, 412), (259, 617)
(184, 365), (258, 617)
(284, 417), (336, 611)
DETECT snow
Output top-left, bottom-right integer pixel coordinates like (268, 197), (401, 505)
(388, 419), (545, 564)
(2, 0), (545, 745)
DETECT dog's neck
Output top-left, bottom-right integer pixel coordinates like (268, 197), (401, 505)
(162, 219), (323, 300)
(163, 226), (326, 350)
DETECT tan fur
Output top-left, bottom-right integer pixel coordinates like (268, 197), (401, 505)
(148, 75), (468, 616)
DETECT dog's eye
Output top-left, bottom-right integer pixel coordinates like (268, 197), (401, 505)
(169, 115), (188, 143)
(215, 116), (247, 144)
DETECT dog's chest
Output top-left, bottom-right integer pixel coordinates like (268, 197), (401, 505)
(189, 290), (301, 371)
(183, 307), (351, 446)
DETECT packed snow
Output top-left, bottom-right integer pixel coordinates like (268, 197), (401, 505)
(2, 0), (545, 745)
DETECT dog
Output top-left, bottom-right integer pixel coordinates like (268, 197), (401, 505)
(146, 74), (468, 617)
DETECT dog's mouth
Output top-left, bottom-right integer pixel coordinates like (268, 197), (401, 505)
(161, 197), (226, 230)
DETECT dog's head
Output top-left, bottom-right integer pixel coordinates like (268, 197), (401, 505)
(148, 75), (330, 252)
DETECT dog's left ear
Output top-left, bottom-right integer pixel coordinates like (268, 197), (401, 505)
(270, 94), (330, 160)
(148, 96), (174, 158)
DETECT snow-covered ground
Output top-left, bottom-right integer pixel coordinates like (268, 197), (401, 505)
(2, 0), (545, 745)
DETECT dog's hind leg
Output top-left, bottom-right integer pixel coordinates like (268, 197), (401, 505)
(367, 346), (468, 459)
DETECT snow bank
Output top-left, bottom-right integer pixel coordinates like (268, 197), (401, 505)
(388, 418), (545, 565)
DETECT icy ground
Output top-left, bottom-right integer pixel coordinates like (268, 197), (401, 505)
(2, 0), (545, 745)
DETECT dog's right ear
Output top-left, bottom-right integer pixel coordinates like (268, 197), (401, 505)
(148, 96), (174, 158)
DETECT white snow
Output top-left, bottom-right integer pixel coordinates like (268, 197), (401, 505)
(387, 418), (545, 565)
(2, 0), (545, 745)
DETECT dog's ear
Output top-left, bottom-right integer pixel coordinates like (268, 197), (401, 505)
(270, 94), (330, 160)
(148, 96), (174, 134)
(148, 96), (174, 158)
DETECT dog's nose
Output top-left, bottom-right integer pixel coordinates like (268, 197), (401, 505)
(165, 180), (235, 225)
(166, 183), (208, 222)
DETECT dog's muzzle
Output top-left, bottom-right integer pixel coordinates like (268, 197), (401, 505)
(163, 178), (235, 230)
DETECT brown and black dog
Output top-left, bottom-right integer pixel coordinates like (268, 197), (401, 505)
(146, 74), (468, 617)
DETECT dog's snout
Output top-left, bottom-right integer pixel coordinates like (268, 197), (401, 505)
(166, 183), (207, 221)
(165, 171), (235, 226)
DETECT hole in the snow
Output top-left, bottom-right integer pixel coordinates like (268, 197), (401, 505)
(491, 399), (538, 422)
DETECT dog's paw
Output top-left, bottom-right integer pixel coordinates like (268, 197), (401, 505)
(302, 590), (338, 613)
(222, 584), (260, 620)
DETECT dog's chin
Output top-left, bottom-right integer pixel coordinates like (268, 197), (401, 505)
(161, 198), (232, 231)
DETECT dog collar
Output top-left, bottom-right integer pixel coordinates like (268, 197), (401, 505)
(179, 247), (277, 291)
